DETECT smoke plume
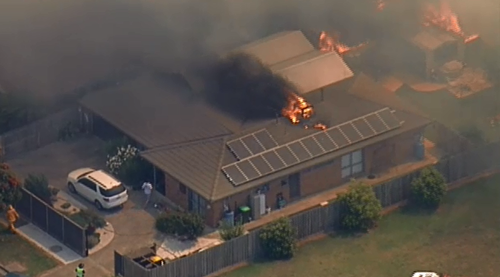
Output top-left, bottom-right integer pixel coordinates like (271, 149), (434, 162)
(206, 53), (294, 120)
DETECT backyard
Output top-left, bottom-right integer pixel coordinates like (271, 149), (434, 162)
(223, 174), (500, 277)
(0, 228), (58, 276)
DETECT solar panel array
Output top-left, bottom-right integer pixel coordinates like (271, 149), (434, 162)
(222, 108), (402, 186)
(226, 129), (279, 160)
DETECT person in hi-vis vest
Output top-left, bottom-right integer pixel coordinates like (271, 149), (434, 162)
(75, 263), (85, 277)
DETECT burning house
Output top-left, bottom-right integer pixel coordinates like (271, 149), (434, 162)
(79, 31), (431, 227)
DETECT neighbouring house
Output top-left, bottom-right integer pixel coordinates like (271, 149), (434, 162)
(79, 31), (431, 227)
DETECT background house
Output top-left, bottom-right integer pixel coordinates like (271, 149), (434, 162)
(79, 31), (431, 227)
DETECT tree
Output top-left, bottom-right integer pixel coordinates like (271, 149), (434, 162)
(410, 167), (447, 210)
(259, 217), (296, 260)
(0, 163), (22, 210)
(337, 180), (382, 232)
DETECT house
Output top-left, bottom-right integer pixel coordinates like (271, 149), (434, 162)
(79, 31), (431, 227)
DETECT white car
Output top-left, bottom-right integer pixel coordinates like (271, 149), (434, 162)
(67, 168), (128, 210)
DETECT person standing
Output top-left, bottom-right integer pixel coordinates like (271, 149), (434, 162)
(141, 181), (153, 208)
(5, 205), (19, 233)
(75, 263), (85, 277)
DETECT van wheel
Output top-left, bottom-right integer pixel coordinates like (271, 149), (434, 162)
(94, 200), (103, 210)
(68, 183), (77, 194)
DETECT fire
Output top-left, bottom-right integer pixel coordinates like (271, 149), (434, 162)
(281, 92), (314, 125)
(376, 0), (386, 11)
(313, 123), (327, 130)
(319, 31), (367, 55)
(422, 0), (479, 42)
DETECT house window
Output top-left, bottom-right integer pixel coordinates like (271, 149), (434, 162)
(341, 149), (364, 178)
(188, 189), (207, 217)
(179, 183), (186, 194)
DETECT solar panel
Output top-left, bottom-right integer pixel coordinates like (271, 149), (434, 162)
(377, 109), (401, 129)
(301, 136), (325, 156)
(339, 123), (363, 142)
(352, 118), (375, 138)
(364, 113), (387, 133)
(222, 164), (247, 185)
(227, 129), (278, 160)
(222, 108), (403, 186)
(262, 151), (286, 171)
(249, 155), (273, 176)
(253, 130), (278, 149)
(288, 141), (312, 161)
(241, 135), (265, 155)
(314, 132), (338, 152)
(238, 160), (260, 180)
(226, 140), (252, 160)
(327, 127), (349, 147)
(275, 146), (299, 166)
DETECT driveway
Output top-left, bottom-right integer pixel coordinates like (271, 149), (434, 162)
(7, 136), (162, 275)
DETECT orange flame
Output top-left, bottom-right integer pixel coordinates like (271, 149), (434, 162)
(422, 0), (479, 43)
(376, 0), (386, 11)
(319, 31), (367, 55)
(281, 92), (314, 125)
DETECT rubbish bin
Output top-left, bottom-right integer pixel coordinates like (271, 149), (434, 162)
(239, 206), (251, 223)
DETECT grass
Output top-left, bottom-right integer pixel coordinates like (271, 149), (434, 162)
(0, 228), (58, 276)
(223, 174), (500, 277)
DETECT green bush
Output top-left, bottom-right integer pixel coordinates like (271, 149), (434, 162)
(156, 212), (205, 240)
(118, 156), (153, 190)
(219, 222), (244, 241)
(0, 163), (22, 210)
(70, 209), (107, 233)
(87, 233), (101, 249)
(337, 180), (382, 233)
(259, 217), (296, 260)
(24, 174), (53, 205)
(410, 167), (447, 210)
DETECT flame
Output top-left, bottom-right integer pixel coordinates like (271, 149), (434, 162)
(422, 0), (479, 42)
(313, 123), (327, 130)
(281, 92), (314, 125)
(319, 31), (367, 55)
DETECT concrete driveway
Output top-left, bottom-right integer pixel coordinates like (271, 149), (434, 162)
(7, 136), (162, 275)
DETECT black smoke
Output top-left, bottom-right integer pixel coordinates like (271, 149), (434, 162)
(205, 53), (295, 120)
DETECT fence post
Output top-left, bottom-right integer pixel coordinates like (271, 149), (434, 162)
(44, 204), (49, 232)
(29, 193), (33, 221)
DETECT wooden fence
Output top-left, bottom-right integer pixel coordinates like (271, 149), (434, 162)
(115, 141), (500, 277)
(0, 108), (79, 159)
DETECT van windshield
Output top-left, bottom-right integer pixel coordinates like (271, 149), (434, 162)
(99, 184), (126, 197)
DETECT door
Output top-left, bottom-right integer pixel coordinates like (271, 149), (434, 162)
(78, 178), (98, 201)
(288, 173), (301, 200)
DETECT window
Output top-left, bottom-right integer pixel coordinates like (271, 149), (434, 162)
(79, 179), (97, 191)
(341, 150), (364, 178)
(179, 183), (187, 194)
(188, 189), (207, 217)
(99, 185), (126, 197)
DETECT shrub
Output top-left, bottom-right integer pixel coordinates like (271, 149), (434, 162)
(459, 125), (485, 145)
(337, 180), (382, 233)
(105, 143), (152, 190)
(0, 163), (22, 210)
(70, 209), (107, 233)
(410, 167), (447, 210)
(24, 174), (54, 205)
(156, 212), (205, 240)
(259, 217), (296, 260)
(219, 222), (244, 241)
(87, 233), (101, 249)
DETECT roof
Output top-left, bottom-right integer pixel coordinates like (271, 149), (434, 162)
(348, 73), (427, 117)
(409, 29), (457, 51)
(88, 170), (121, 189)
(227, 31), (315, 66)
(271, 51), (354, 94)
(80, 74), (232, 148)
(141, 86), (431, 201)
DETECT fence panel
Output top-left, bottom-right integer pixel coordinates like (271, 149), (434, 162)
(0, 108), (78, 159)
(115, 251), (125, 277)
(14, 188), (88, 257)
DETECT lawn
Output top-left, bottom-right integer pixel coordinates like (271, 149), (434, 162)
(0, 228), (58, 276)
(223, 174), (500, 277)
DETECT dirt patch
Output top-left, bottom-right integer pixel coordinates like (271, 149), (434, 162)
(3, 262), (26, 273)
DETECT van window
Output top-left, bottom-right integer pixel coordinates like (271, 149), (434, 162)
(99, 184), (126, 197)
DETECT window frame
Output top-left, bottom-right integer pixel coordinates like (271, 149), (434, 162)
(78, 178), (97, 191)
(340, 149), (364, 179)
